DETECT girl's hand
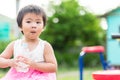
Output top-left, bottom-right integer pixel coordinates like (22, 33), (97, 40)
(16, 56), (32, 67)
(8, 58), (19, 68)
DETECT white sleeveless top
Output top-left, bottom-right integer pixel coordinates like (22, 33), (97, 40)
(13, 39), (45, 62)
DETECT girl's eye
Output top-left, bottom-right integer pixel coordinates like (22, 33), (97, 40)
(26, 21), (31, 23)
(36, 22), (41, 24)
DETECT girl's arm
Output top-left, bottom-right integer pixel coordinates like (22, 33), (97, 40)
(23, 41), (57, 73)
(0, 41), (15, 68)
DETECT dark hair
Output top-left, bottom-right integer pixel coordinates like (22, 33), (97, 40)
(17, 5), (47, 28)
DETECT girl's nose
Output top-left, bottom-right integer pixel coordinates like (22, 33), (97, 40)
(31, 23), (37, 28)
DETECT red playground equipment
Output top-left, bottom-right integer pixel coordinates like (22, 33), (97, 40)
(79, 46), (108, 80)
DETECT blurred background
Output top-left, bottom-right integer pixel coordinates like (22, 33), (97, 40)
(0, 0), (120, 80)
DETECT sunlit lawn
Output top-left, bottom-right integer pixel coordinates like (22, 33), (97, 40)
(57, 67), (102, 80)
(0, 67), (102, 80)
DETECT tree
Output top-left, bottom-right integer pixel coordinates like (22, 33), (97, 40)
(41, 0), (105, 52)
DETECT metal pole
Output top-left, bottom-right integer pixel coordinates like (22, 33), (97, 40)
(16, 0), (20, 14)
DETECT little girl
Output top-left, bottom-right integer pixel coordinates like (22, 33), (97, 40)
(0, 5), (57, 80)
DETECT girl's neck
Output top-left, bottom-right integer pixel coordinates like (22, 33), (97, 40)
(22, 37), (40, 43)
(25, 39), (39, 43)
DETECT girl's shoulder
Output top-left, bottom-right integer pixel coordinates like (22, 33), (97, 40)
(40, 39), (51, 47)
(6, 39), (18, 48)
(14, 39), (22, 43)
(13, 39), (22, 48)
(40, 39), (53, 51)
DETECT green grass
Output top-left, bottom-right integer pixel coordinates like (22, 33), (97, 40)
(0, 67), (102, 80)
(57, 67), (102, 80)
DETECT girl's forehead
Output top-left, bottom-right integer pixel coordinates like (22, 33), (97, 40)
(23, 13), (43, 19)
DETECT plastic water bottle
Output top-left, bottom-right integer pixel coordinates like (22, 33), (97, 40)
(16, 61), (29, 72)
(16, 43), (30, 72)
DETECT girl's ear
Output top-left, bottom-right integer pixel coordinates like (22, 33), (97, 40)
(19, 27), (24, 34)
(19, 27), (22, 32)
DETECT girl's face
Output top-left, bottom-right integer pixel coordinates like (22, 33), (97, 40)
(21, 13), (44, 40)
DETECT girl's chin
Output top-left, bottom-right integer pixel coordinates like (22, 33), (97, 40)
(27, 36), (38, 40)
(24, 35), (39, 40)
(29, 37), (38, 40)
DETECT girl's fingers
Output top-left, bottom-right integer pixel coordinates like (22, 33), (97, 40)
(15, 56), (32, 66)
(17, 56), (29, 64)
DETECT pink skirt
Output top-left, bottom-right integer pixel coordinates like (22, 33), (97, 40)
(0, 68), (56, 80)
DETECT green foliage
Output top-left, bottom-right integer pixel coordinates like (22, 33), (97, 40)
(55, 51), (79, 68)
(55, 51), (103, 68)
(83, 53), (102, 67)
(40, 0), (106, 67)
(41, 0), (105, 52)
(0, 41), (10, 53)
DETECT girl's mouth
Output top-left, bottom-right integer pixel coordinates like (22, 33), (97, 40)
(30, 31), (36, 34)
